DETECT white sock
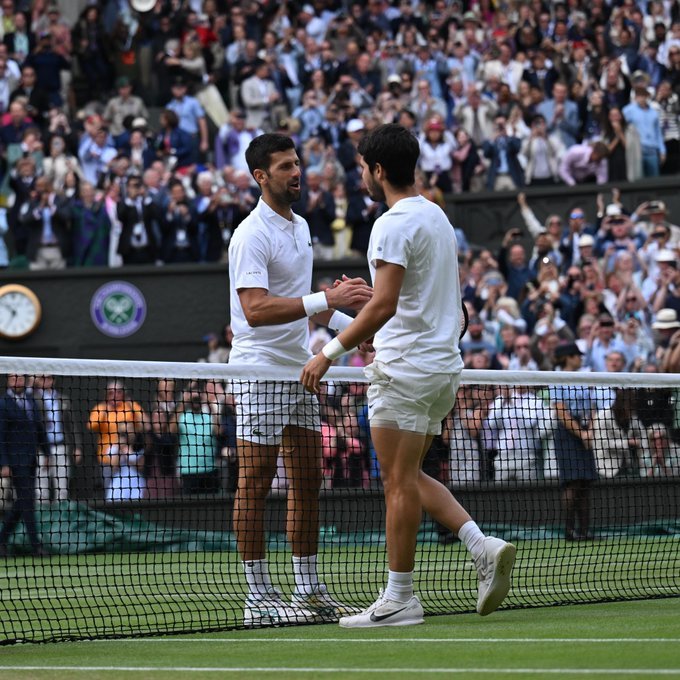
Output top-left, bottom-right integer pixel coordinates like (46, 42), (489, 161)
(292, 555), (319, 596)
(243, 559), (272, 599)
(458, 520), (486, 560)
(384, 570), (414, 603)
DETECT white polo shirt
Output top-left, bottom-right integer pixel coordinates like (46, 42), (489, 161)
(367, 195), (464, 375)
(228, 198), (315, 366)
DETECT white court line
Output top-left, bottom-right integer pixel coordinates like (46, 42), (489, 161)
(0, 667), (679, 675)
(89, 637), (680, 643)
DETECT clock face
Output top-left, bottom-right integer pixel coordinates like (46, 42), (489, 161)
(0, 286), (41, 339)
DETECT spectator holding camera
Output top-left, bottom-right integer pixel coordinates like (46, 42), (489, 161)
(192, 171), (230, 263)
(521, 113), (564, 187)
(482, 113), (524, 191)
(585, 313), (628, 372)
(632, 200), (680, 245)
(161, 179), (196, 264)
(498, 228), (532, 299)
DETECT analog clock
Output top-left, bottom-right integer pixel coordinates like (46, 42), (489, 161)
(0, 284), (42, 340)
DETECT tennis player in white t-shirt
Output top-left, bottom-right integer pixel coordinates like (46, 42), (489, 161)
(228, 133), (371, 627)
(301, 124), (516, 627)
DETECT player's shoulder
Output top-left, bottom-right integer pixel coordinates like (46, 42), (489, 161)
(384, 196), (450, 230)
(230, 211), (268, 247)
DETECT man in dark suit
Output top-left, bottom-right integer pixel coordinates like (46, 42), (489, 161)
(298, 168), (335, 260)
(3, 11), (36, 65)
(117, 175), (160, 265)
(10, 65), (51, 129)
(18, 175), (72, 269)
(0, 374), (50, 557)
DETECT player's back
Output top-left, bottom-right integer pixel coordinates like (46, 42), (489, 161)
(368, 195), (464, 374)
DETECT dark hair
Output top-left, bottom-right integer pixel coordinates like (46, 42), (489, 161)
(357, 123), (419, 188)
(245, 133), (296, 177)
(161, 109), (179, 129)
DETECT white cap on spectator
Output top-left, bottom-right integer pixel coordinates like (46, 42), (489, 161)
(656, 249), (676, 263)
(346, 119), (365, 133)
(578, 234), (595, 247)
(301, 4), (315, 14)
(130, 0), (157, 11)
(605, 204), (622, 217)
(387, 74), (402, 84)
(131, 117), (148, 129)
(652, 309), (680, 330)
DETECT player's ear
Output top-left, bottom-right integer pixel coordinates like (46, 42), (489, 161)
(252, 169), (267, 186)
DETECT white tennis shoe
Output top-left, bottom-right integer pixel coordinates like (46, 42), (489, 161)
(338, 590), (424, 628)
(474, 536), (516, 616)
(243, 588), (314, 628)
(291, 584), (361, 622)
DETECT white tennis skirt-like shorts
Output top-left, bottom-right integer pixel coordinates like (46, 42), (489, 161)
(234, 380), (321, 445)
(364, 360), (461, 436)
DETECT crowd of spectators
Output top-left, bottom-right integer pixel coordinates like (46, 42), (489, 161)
(0, 0), (678, 268)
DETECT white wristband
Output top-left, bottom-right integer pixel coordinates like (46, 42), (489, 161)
(321, 337), (348, 361)
(302, 291), (329, 316)
(328, 310), (353, 332)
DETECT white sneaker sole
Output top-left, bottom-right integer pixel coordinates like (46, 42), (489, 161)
(477, 542), (516, 616)
(339, 614), (424, 628)
(243, 609), (312, 628)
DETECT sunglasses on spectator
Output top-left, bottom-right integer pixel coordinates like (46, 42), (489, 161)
(570, 212), (584, 219)
(653, 232), (667, 238)
(626, 297), (637, 302)
(514, 344), (530, 349)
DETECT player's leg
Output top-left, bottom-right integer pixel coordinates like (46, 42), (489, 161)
(417, 393), (516, 617)
(339, 424), (426, 628)
(281, 425), (321, 559)
(235, 436), (312, 627)
(284, 423), (359, 621)
(233, 438), (279, 562)
(375, 426), (427, 573)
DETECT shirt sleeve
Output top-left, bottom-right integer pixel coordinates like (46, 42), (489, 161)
(367, 215), (411, 269)
(230, 228), (271, 291)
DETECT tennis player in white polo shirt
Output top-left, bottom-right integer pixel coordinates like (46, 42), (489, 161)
(228, 133), (371, 627)
(301, 124), (516, 627)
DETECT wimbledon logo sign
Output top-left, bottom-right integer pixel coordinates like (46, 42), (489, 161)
(90, 281), (147, 337)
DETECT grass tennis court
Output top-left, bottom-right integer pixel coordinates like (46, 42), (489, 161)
(2, 534), (679, 644)
(0, 598), (678, 678)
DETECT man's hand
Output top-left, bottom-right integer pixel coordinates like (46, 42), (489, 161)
(358, 338), (375, 353)
(0, 465), (10, 478)
(325, 277), (373, 311)
(301, 353), (332, 394)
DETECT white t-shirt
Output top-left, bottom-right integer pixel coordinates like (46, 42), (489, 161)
(367, 195), (464, 374)
(228, 198), (315, 366)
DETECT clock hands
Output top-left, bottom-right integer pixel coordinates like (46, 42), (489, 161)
(0, 301), (16, 317)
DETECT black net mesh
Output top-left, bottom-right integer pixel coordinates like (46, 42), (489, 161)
(0, 361), (678, 643)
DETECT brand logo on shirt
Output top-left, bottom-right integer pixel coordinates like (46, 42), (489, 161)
(91, 281), (147, 338)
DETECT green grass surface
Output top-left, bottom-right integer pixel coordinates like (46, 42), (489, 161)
(1, 535), (679, 645)
(0, 598), (678, 679)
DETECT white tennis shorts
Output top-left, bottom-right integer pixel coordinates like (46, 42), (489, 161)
(234, 380), (321, 445)
(364, 360), (461, 435)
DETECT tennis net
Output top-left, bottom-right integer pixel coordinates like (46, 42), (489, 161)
(0, 356), (678, 643)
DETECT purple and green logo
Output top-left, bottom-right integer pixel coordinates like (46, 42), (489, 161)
(91, 281), (146, 337)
